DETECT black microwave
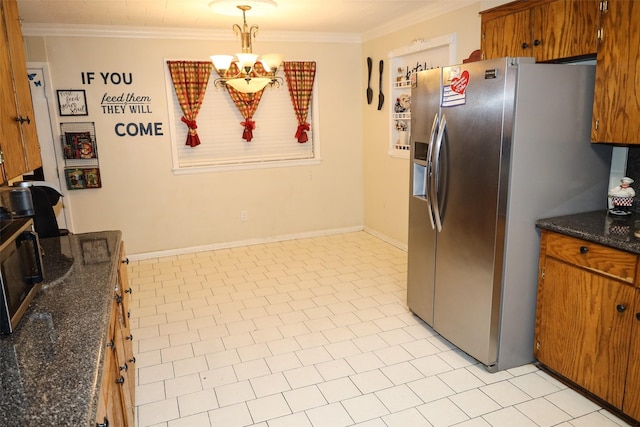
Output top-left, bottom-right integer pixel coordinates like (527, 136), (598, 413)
(0, 218), (44, 334)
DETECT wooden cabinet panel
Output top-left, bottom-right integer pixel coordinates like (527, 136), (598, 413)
(482, 9), (531, 59)
(0, 0), (26, 181)
(96, 242), (135, 427)
(0, 0), (41, 182)
(117, 241), (132, 329)
(480, 0), (598, 62)
(623, 291), (640, 420)
(532, 0), (599, 61)
(2, 0), (40, 173)
(96, 300), (126, 427)
(535, 256), (635, 408)
(591, 0), (640, 144)
(545, 232), (637, 283)
(104, 349), (127, 427)
(536, 230), (640, 422)
(114, 324), (135, 427)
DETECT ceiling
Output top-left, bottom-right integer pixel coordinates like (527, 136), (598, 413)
(16, 0), (479, 38)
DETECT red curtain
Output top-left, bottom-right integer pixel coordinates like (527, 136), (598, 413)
(227, 88), (264, 142)
(167, 60), (213, 147)
(223, 63), (266, 142)
(284, 61), (316, 143)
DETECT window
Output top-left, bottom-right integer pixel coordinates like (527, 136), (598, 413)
(165, 65), (320, 173)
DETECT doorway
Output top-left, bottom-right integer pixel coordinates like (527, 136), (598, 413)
(26, 62), (72, 231)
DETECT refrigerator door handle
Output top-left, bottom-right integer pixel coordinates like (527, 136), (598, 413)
(425, 113), (439, 230)
(432, 113), (446, 232)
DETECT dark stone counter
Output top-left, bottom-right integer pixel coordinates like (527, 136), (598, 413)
(536, 210), (640, 254)
(0, 230), (122, 427)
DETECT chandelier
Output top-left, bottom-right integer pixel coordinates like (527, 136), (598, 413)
(209, 1), (283, 93)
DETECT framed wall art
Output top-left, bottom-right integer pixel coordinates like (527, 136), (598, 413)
(57, 89), (88, 116)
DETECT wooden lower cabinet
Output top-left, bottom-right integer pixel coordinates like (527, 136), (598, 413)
(624, 291), (640, 421)
(96, 243), (135, 427)
(535, 230), (639, 421)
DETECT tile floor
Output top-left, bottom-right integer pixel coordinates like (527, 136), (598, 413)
(128, 231), (633, 427)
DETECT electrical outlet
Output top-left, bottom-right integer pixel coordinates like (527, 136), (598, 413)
(240, 210), (248, 221)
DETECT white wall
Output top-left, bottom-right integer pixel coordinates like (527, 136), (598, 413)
(25, 35), (364, 255)
(361, 4), (483, 248)
(23, 2), (491, 256)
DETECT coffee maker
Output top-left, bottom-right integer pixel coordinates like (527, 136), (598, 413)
(0, 186), (35, 220)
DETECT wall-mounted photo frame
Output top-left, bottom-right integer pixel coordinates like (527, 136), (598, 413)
(57, 89), (88, 116)
(64, 168), (86, 190)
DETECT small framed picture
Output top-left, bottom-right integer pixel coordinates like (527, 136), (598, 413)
(57, 90), (88, 116)
(84, 168), (102, 188)
(64, 168), (86, 190)
(63, 132), (95, 159)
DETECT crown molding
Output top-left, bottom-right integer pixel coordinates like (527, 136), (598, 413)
(21, 23), (361, 44)
(361, 0), (477, 42)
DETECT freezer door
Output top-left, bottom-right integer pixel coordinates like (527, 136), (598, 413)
(432, 57), (518, 367)
(406, 68), (442, 326)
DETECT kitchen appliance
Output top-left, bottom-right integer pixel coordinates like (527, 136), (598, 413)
(0, 186), (35, 218)
(14, 181), (68, 238)
(407, 57), (612, 372)
(1, 217), (44, 334)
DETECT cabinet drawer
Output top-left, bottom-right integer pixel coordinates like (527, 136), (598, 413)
(545, 232), (637, 283)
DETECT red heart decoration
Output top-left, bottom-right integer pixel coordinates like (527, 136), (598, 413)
(451, 70), (470, 95)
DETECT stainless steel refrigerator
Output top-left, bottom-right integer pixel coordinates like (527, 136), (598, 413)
(407, 57), (612, 372)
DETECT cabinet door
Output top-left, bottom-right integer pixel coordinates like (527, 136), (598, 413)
(0, 0), (26, 181)
(96, 303), (127, 427)
(115, 242), (135, 410)
(117, 241), (132, 329)
(534, 257), (635, 408)
(482, 9), (531, 60)
(114, 324), (135, 427)
(592, 0), (640, 144)
(115, 293), (136, 409)
(2, 0), (41, 173)
(531, 0), (599, 61)
(623, 290), (640, 420)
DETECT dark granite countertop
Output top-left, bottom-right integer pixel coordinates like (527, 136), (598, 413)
(0, 230), (122, 427)
(536, 210), (640, 254)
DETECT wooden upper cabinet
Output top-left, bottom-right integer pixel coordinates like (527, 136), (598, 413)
(531, 0), (599, 61)
(481, 0), (599, 62)
(0, 0), (41, 182)
(591, 0), (640, 144)
(482, 8), (531, 60)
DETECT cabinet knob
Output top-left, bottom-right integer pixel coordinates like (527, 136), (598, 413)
(129, 356), (136, 364)
(125, 287), (132, 294)
(126, 334), (133, 341)
(122, 257), (129, 265)
(533, 39), (541, 46)
(96, 417), (109, 427)
(115, 376), (125, 385)
(106, 339), (114, 348)
(636, 313), (640, 321)
(521, 42), (529, 49)
(579, 246), (589, 254)
(120, 363), (128, 372)
(617, 304), (627, 313)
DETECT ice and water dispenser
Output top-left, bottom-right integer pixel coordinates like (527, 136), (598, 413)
(412, 141), (429, 199)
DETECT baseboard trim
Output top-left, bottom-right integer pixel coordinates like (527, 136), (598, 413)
(128, 225), (366, 261)
(363, 227), (408, 252)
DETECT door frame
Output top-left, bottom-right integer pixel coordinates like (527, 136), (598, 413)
(27, 61), (74, 231)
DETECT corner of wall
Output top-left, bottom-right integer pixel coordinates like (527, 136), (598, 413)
(24, 36), (48, 62)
